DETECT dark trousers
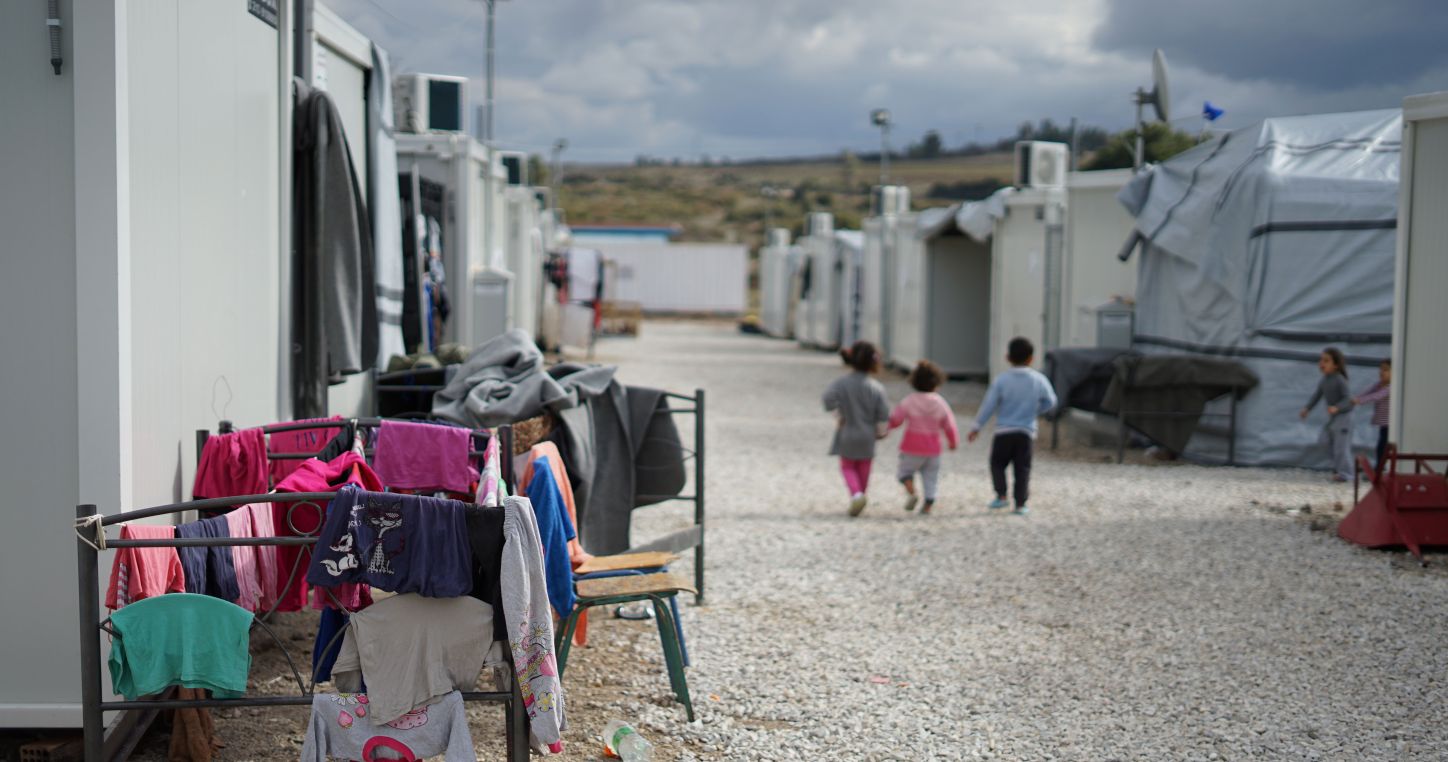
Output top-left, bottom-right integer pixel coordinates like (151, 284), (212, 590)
(1376, 426), (1389, 474)
(990, 432), (1034, 507)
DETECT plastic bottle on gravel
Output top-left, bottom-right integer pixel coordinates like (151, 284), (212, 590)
(602, 720), (654, 761)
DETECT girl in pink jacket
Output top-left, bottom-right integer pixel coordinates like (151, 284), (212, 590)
(888, 360), (959, 514)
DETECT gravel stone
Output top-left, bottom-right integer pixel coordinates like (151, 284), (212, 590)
(138, 320), (1448, 760)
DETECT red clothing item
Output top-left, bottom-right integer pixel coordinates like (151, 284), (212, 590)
(105, 524), (185, 609)
(193, 428), (268, 499)
(272, 453), (383, 612)
(888, 392), (960, 456)
(267, 416), (345, 485)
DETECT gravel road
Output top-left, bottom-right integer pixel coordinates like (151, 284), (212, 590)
(144, 320), (1446, 760)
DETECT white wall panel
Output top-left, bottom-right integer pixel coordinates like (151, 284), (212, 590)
(0, 0), (83, 725)
(1063, 171), (1137, 348)
(1394, 100), (1448, 452)
(127, 0), (284, 508)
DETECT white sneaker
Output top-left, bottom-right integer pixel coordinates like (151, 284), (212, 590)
(848, 493), (868, 516)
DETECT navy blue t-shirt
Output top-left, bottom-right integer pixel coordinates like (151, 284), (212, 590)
(307, 486), (472, 598)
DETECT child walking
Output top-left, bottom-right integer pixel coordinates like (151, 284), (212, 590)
(1352, 359), (1392, 474)
(888, 360), (958, 514)
(1299, 347), (1355, 482)
(967, 337), (1057, 516)
(823, 341), (891, 516)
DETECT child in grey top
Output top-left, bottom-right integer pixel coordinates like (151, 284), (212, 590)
(1300, 347), (1355, 481)
(823, 341), (891, 516)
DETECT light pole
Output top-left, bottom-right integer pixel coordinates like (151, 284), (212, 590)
(483, 0), (508, 142)
(550, 138), (568, 209)
(870, 108), (892, 185)
(761, 185), (778, 236)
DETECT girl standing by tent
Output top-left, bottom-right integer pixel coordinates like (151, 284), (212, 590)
(1300, 347), (1354, 482)
(824, 341), (891, 516)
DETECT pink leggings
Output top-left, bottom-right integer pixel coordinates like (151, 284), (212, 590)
(840, 457), (873, 495)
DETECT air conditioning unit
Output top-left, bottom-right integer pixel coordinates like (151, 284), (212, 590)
(870, 185), (911, 216)
(393, 73), (468, 134)
(1014, 141), (1069, 189)
(498, 151), (528, 186)
(807, 212), (834, 237)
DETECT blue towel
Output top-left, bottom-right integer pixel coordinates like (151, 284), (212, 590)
(527, 458), (577, 618)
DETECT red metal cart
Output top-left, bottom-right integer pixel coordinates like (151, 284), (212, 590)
(1340, 446), (1448, 560)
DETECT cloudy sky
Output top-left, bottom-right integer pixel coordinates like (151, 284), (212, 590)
(326, 0), (1448, 162)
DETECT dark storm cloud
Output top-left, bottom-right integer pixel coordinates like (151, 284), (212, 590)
(1093, 0), (1448, 90)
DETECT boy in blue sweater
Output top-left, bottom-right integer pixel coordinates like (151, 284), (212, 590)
(967, 337), (1058, 515)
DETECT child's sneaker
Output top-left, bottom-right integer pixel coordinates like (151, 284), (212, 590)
(849, 493), (868, 516)
(903, 495), (919, 512)
(987, 497), (1009, 510)
(1012, 505), (1030, 516)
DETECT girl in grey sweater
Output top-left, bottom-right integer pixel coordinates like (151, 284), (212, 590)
(1299, 347), (1355, 482)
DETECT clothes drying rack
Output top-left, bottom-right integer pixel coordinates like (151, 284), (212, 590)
(73, 429), (530, 762)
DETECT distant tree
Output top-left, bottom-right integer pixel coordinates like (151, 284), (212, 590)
(906, 130), (944, 159)
(1084, 123), (1203, 170)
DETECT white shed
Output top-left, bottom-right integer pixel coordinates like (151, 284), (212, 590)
(859, 186), (911, 357)
(1393, 92), (1448, 454)
(598, 243), (748, 313)
(1061, 169), (1138, 348)
(504, 185), (547, 338)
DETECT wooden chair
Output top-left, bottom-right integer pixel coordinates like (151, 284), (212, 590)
(555, 571), (697, 721)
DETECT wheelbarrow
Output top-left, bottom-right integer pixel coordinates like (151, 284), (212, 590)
(1340, 446), (1448, 561)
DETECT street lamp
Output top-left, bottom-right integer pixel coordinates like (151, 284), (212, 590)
(761, 185), (778, 235)
(870, 108), (892, 185)
(550, 138), (568, 209)
(482, 0), (508, 143)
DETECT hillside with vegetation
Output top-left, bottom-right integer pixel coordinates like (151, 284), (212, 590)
(549, 119), (1199, 249)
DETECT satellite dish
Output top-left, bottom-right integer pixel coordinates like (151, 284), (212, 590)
(1151, 49), (1170, 122)
(1131, 48), (1171, 172)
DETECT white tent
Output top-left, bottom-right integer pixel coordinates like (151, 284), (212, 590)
(1119, 108), (1400, 467)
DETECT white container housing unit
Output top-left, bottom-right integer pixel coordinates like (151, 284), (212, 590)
(759, 228), (799, 337)
(797, 212), (841, 348)
(987, 187), (1066, 377)
(1061, 169), (1138, 348)
(835, 230), (866, 347)
(601, 243), (749, 313)
(860, 185), (911, 359)
(888, 206), (993, 376)
(1393, 92), (1448, 454)
(1, 0), (291, 727)
(394, 131), (514, 347)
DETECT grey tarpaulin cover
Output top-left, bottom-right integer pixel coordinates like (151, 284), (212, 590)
(1118, 108), (1399, 466)
(431, 330), (615, 428)
(1100, 355), (1259, 455)
(1043, 348), (1133, 419)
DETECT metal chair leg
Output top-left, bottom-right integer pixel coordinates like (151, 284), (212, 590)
(651, 595), (695, 721)
(668, 595), (690, 667)
(556, 607), (585, 677)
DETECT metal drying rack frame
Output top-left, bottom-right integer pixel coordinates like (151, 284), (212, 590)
(74, 428), (529, 762)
